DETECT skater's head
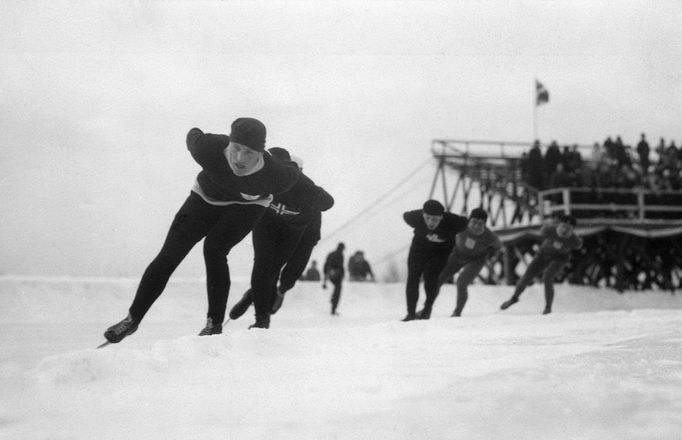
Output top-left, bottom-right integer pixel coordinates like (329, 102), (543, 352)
(230, 117), (266, 152)
(557, 214), (577, 237)
(422, 200), (445, 230)
(337, 242), (346, 252)
(227, 118), (266, 176)
(467, 208), (488, 235)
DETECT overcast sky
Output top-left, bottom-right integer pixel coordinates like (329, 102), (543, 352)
(1, 0), (681, 278)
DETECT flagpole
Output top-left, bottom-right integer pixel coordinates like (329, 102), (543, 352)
(533, 82), (537, 141)
(533, 96), (537, 141)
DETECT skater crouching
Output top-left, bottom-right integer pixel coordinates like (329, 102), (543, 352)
(437, 208), (501, 317)
(402, 200), (468, 321)
(103, 118), (300, 344)
(228, 148), (334, 328)
(500, 214), (582, 314)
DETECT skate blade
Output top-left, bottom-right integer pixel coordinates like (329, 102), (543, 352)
(96, 341), (112, 349)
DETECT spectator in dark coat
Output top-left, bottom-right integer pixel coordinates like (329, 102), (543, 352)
(324, 242), (346, 315)
(636, 133), (650, 175)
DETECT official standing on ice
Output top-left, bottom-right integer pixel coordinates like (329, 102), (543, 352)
(323, 242), (346, 315)
(402, 200), (468, 321)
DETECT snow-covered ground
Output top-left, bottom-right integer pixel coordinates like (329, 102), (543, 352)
(1, 275), (681, 440)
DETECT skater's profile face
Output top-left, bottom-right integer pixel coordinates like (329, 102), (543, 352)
(423, 213), (442, 230)
(556, 222), (573, 238)
(227, 142), (263, 176)
(467, 218), (486, 235)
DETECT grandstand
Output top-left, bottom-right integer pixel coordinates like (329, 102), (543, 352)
(429, 139), (682, 292)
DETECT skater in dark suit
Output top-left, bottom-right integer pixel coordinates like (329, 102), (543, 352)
(103, 118), (300, 343)
(323, 242), (346, 315)
(437, 208), (502, 317)
(228, 148), (334, 329)
(500, 214), (582, 314)
(402, 200), (468, 321)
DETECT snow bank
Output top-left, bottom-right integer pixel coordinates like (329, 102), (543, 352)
(2, 276), (682, 439)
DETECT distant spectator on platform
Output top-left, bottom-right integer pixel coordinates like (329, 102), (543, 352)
(526, 141), (545, 190)
(589, 142), (604, 170)
(549, 163), (574, 188)
(348, 251), (375, 282)
(637, 133), (650, 175)
(544, 141), (562, 179)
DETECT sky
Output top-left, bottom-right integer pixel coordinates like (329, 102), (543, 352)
(1, 1), (681, 279)
(2, 276), (682, 439)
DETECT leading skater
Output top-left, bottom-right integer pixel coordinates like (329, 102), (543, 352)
(402, 200), (468, 321)
(500, 213), (582, 314)
(103, 118), (300, 343)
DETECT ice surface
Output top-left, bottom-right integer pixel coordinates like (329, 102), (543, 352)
(1, 276), (681, 439)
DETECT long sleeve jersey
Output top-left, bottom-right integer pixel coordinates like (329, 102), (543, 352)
(186, 128), (300, 206)
(451, 227), (502, 261)
(403, 210), (468, 252)
(265, 172), (334, 227)
(537, 224), (583, 258)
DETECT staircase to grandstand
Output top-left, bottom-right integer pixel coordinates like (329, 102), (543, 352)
(429, 139), (682, 292)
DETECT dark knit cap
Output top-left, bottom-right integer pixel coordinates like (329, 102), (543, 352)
(423, 200), (445, 216)
(559, 213), (577, 226)
(229, 117), (266, 152)
(469, 207), (488, 222)
(268, 147), (291, 162)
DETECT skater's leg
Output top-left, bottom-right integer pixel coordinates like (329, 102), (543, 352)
(129, 194), (216, 322)
(542, 258), (568, 314)
(453, 259), (485, 316)
(204, 204), (265, 324)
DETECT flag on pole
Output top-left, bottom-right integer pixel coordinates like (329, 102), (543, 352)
(535, 79), (549, 106)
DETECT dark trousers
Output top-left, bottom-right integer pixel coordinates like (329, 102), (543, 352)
(279, 221), (320, 293)
(513, 252), (569, 308)
(250, 215), (307, 317)
(129, 192), (265, 323)
(439, 255), (486, 315)
(405, 246), (451, 315)
(328, 273), (343, 313)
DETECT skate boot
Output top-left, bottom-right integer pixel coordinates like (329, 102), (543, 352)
(248, 313), (270, 329)
(198, 317), (222, 336)
(500, 296), (519, 310)
(542, 306), (552, 315)
(416, 306), (432, 320)
(104, 313), (139, 343)
(271, 289), (285, 314)
(229, 289), (254, 320)
(451, 309), (462, 317)
(401, 313), (417, 322)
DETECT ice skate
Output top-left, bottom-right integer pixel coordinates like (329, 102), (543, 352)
(103, 313), (139, 343)
(416, 306), (432, 320)
(271, 289), (285, 314)
(401, 313), (417, 322)
(248, 313), (270, 329)
(198, 317), (222, 336)
(500, 296), (519, 310)
(229, 289), (254, 320)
